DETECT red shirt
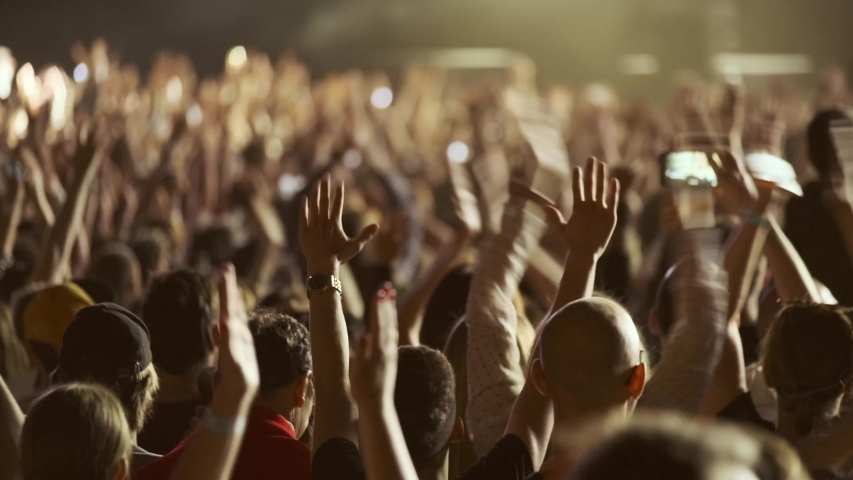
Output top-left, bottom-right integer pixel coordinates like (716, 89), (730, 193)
(136, 406), (311, 480)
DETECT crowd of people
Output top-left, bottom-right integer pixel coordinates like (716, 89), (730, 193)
(1, 39), (853, 480)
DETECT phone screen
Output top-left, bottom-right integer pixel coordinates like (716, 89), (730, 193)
(665, 151), (718, 188)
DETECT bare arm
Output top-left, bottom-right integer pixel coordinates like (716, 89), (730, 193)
(1, 177), (25, 258)
(300, 176), (379, 453)
(0, 372), (24, 480)
(351, 286), (420, 480)
(170, 265), (259, 480)
(763, 216), (821, 302)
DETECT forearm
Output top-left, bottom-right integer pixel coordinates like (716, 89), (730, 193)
(639, 234), (728, 413)
(397, 230), (470, 346)
(0, 374), (24, 480)
(550, 252), (597, 315)
(764, 216), (820, 302)
(169, 391), (253, 480)
(358, 402), (420, 480)
(309, 264), (358, 451)
(1, 183), (25, 257)
(503, 379), (553, 470)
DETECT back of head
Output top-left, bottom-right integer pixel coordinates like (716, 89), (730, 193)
(188, 226), (235, 273)
(761, 303), (853, 435)
(56, 303), (159, 433)
(421, 265), (473, 351)
(143, 270), (216, 376)
(88, 243), (143, 309)
(394, 345), (457, 470)
(21, 384), (131, 480)
(540, 298), (641, 401)
(23, 283), (94, 371)
(248, 310), (312, 394)
(568, 414), (797, 480)
(807, 109), (853, 180)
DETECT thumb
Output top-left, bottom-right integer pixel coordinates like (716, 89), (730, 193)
(354, 223), (380, 248)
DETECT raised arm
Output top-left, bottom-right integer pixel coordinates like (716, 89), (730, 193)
(543, 157), (620, 314)
(638, 228), (729, 413)
(1, 164), (26, 263)
(169, 264), (259, 480)
(32, 133), (110, 283)
(300, 175), (379, 452)
(350, 285), (419, 480)
(397, 160), (480, 346)
(0, 372), (24, 480)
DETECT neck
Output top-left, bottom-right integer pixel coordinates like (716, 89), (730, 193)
(254, 393), (298, 427)
(553, 401), (631, 430)
(416, 454), (449, 480)
(154, 368), (202, 403)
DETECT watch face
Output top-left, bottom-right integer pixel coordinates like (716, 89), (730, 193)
(308, 275), (330, 290)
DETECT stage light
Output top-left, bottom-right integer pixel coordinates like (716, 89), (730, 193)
(343, 148), (363, 169)
(186, 103), (203, 127)
(226, 46), (248, 72)
(73, 63), (89, 83)
(370, 87), (393, 109)
(447, 141), (470, 164)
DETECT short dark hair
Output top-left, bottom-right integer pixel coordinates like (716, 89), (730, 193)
(395, 345), (457, 469)
(188, 226), (235, 272)
(421, 265), (473, 351)
(143, 270), (216, 376)
(807, 109), (853, 179)
(88, 243), (142, 308)
(249, 310), (312, 393)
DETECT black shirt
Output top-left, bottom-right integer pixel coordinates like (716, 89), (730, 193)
(137, 400), (206, 455)
(313, 434), (534, 480)
(717, 392), (775, 432)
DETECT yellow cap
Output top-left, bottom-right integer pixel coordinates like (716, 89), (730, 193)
(23, 283), (94, 352)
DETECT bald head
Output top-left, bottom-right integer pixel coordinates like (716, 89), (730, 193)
(540, 297), (642, 396)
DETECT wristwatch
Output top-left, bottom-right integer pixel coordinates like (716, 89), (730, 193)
(306, 274), (343, 298)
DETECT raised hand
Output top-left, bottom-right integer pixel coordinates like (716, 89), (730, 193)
(544, 156), (620, 259)
(216, 263), (260, 406)
(350, 284), (399, 406)
(710, 150), (758, 215)
(447, 159), (482, 236)
(299, 175), (379, 273)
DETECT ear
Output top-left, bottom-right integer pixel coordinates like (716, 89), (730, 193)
(294, 371), (312, 408)
(627, 363), (646, 400)
(531, 358), (551, 398)
(113, 457), (129, 480)
(450, 417), (465, 443)
(649, 309), (662, 337)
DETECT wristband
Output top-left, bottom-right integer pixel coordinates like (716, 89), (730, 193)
(201, 410), (247, 436)
(742, 210), (771, 229)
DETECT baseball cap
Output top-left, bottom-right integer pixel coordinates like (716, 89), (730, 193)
(59, 303), (152, 380)
(23, 283), (94, 352)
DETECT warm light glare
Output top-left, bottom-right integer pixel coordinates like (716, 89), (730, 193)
(16, 63), (44, 112)
(226, 46), (248, 72)
(45, 67), (67, 130)
(447, 141), (470, 164)
(186, 103), (203, 127)
(278, 173), (306, 200)
(10, 108), (29, 139)
(370, 87), (393, 109)
(0, 47), (16, 100)
(166, 76), (183, 104)
(73, 63), (89, 83)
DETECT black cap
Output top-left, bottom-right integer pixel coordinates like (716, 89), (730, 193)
(59, 303), (152, 380)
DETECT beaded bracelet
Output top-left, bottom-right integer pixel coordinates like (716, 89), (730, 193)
(742, 210), (771, 229)
(201, 410), (247, 436)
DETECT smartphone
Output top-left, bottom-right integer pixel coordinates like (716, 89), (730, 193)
(664, 151), (718, 188)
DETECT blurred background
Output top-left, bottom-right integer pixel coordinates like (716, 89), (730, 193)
(2, 0), (852, 98)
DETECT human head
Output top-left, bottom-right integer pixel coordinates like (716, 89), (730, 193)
(88, 243), (144, 310)
(54, 303), (159, 434)
(143, 270), (216, 377)
(567, 413), (808, 480)
(421, 265), (472, 351)
(23, 283), (94, 373)
(249, 310), (314, 438)
(394, 345), (463, 471)
(131, 230), (171, 288)
(533, 298), (645, 424)
(21, 384), (132, 480)
(806, 109), (853, 183)
(188, 226), (235, 273)
(761, 303), (853, 437)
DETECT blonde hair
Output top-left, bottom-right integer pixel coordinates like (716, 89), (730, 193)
(21, 383), (132, 480)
